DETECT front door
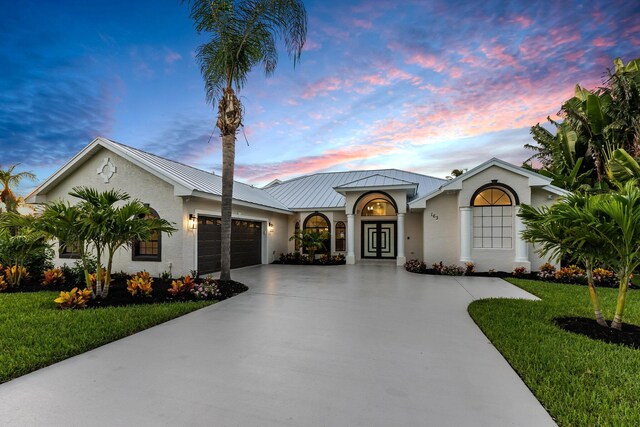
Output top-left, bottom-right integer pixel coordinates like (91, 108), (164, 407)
(362, 221), (396, 259)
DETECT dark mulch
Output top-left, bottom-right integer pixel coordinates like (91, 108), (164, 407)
(3, 277), (248, 308)
(554, 316), (640, 349)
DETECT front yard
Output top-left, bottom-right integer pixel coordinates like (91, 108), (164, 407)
(469, 279), (640, 426)
(0, 292), (213, 384)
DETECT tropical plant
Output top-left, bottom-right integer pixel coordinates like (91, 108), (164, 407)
(0, 164), (35, 213)
(607, 148), (640, 184)
(127, 271), (153, 297)
(185, 0), (307, 281)
(0, 274), (7, 291)
(168, 275), (196, 296)
(68, 187), (175, 298)
(42, 268), (65, 287)
(519, 193), (609, 327)
(54, 287), (93, 309)
(289, 230), (328, 259)
(0, 214), (52, 284)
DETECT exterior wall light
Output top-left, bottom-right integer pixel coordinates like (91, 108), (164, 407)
(188, 214), (197, 230)
(268, 222), (274, 232)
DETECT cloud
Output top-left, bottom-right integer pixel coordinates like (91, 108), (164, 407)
(164, 49), (182, 64)
(592, 37), (615, 47)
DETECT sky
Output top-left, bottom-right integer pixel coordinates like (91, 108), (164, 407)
(1, 0), (639, 196)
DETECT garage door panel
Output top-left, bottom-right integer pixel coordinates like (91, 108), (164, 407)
(197, 216), (262, 274)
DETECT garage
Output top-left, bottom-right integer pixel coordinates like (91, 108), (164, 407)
(197, 216), (263, 274)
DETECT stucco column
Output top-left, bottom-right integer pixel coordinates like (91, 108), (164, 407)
(346, 213), (355, 265)
(396, 213), (406, 266)
(460, 207), (473, 263)
(514, 206), (529, 263)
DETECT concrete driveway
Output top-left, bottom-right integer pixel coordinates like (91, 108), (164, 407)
(0, 264), (555, 426)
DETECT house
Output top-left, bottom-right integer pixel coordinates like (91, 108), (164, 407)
(27, 137), (567, 276)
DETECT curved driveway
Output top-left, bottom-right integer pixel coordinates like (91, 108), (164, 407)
(0, 264), (555, 426)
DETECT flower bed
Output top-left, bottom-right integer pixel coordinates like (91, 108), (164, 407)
(273, 252), (346, 265)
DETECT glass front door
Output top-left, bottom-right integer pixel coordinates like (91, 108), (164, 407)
(362, 221), (396, 259)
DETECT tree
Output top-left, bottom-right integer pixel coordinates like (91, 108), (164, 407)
(519, 194), (608, 326)
(289, 229), (328, 259)
(69, 187), (175, 298)
(185, 0), (307, 281)
(0, 164), (36, 213)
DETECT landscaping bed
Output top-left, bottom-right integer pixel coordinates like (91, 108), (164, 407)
(468, 279), (640, 426)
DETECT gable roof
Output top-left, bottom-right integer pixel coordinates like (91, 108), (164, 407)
(407, 157), (569, 208)
(264, 169), (445, 210)
(27, 137), (291, 213)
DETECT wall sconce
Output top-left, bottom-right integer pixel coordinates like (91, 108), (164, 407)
(268, 222), (274, 233)
(188, 214), (197, 230)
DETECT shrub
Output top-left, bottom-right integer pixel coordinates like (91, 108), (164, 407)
(537, 263), (556, 280)
(127, 271), (153, 297)
(168, 275), (196, 296)
(42, 268), (65, 287)
(404, 259), (427, 273)
(191, 277), (221, 299)
(554, 265), (585, 283)
(54, 287), (93, 309)
(442, 264), (464, 276)
(512, 266), (528, 278)
(432, 262), (444, 274)
(464, 262), (475, 275)
(4, 265), (29, 287)
(592, 268), (618, 287)
(0, 275), (7, 292)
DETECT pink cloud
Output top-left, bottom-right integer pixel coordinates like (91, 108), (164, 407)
(302, 39), (322, 52)
(353, 19), (373, 29)
(480, 44), (520, 69)
(164, 50), (182, 64)
(406, 53), (446, 73)
(592, 37), (615, 47)
(302, 76), (342, 99)
(511, 15), (532, 28)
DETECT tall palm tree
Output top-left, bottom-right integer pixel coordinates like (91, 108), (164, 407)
(0, 164), (36, 213)
(185, 0), (307, 281)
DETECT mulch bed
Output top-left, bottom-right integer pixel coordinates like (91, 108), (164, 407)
(554, 316), (640, 349)
(2, 277), (248, 308)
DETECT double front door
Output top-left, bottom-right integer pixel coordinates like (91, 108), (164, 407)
(362, 221), (396, 259)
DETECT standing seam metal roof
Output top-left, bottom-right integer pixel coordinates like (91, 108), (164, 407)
(264, 169), (446, 209)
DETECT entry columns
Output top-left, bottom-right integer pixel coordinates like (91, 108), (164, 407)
(514, 206), (530, 267)
(346, 214), (355, 264)
(460, 207), (473, 263)
(397, 213), (406, 266)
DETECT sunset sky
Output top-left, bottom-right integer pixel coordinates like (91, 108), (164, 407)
(1, 0), (639, 195)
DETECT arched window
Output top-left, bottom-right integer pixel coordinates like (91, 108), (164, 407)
(335, 221), (346, 252)
(303, 213), (330, 255)
(472, 187), (513, 249)
(294, 221), (300, 251)
(132, 207), (162, 261)
(362, 198), (396, 216)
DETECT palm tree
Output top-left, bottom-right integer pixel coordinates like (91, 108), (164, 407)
(519, 194), (609, 327)
(289, 229), (328, 260)
(0, 164), (36, 213)
(185, 0), (307, 281)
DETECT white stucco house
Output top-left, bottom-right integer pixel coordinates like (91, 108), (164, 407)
(27, 137), (567, 276)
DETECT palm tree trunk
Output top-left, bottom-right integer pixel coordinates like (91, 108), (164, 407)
(611, 272), (630, 330)
(217, 88), (242, 282)
(585, 265), (607, 327)
(103, 248), (115, 298)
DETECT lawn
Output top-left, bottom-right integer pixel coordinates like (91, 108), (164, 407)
(468, 279), (640, 427)
(0, 291), (213, 384)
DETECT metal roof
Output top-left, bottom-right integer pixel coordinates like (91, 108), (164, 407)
(105, 139), (291, 211)
(264, 169), (446, 209)
(335, 174), (417, 189)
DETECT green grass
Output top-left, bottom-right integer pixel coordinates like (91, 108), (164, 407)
(0, 292), (213, 384)
(468, 280), (640, 427)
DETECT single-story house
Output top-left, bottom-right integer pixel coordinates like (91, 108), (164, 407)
(27, 137), (567, 276)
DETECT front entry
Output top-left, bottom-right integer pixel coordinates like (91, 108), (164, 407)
(361, 221), (396, 259)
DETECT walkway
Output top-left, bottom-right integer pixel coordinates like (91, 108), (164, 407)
(0, 265), (555, 426)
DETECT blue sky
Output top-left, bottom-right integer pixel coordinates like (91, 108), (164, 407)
(1, 0), (639, 196)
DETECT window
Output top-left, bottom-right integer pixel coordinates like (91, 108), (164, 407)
(362, 198), (396, 216)
(335, 221), (346, 252)
(303, 213), (330, 255)
(132, 207), (162, 261)
(294, 221), (300, 251)
(472, 188), (513, 249)
(59, 240), (81, 259)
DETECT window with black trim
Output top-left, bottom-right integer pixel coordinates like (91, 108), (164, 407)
(132, 207), (162, 261)
(335, 221), (346, 252)
(294, 221), (300, 251)
(472, 187), (513, 249)
(303, 213), (330, 255)
(59, 240), (81, 259)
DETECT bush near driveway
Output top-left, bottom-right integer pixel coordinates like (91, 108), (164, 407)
(468, 279), (640, 427)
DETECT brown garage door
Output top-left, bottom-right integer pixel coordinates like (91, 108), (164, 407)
(197, 216), (262, 274)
